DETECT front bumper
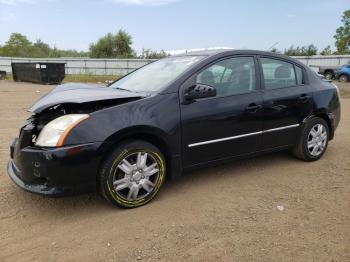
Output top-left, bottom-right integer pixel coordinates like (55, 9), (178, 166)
(8, 138), (103, 196)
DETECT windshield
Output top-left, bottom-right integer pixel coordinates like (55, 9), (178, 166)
(110, 56), (205, 92)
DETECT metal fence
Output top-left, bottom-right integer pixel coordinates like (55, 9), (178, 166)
(0, 57), (156, 75)
(1, 55), (350, 76)
(295, 55), (350, 67)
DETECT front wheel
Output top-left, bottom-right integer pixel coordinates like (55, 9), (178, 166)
(324, 71), (333, 80)
(99, 140), (166, 208)
(292, 117), (329, 161)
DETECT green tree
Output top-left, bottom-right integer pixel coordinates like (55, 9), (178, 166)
(284, 44), (317, 56)
(285, 45), (300, 56)
(32, 39), (51, 57)
(0, 33), (32, 57)
(90, 33), (116, 58)
(334, 10), (350, 54)
(114, 29), (134, 58)
(89, 30), (134, 58)
(140, 48), (169, 59)
(0, 33), (89, 58)
(52, 48), (89, 58)
(305, 44), (317, 56)
(320, 45), (333, 56)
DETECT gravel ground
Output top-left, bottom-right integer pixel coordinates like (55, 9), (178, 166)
(0, 80), (349, 262)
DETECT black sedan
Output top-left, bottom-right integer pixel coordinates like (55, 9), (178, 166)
(7, 50), (341, 208)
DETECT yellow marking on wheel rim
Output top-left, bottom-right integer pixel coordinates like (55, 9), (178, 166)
(107, 149), (165, 207)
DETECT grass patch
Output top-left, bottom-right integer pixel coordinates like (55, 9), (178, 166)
(334, 81), (350, 99)
(63, 74), (122, 84)
(4, 73), (13, 81)
(339, 87), (350, 98)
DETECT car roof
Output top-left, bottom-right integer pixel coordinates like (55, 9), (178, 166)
(173, 49), (305, 67)
(173, 49), (233, 56)
(174, 49), (288, 58)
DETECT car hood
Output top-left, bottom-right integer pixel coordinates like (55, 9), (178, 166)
(28, 83), (146, 113)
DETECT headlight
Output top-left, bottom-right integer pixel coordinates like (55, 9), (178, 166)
(35, 114), (89, 147)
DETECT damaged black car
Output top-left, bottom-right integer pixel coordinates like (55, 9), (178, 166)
(8, 50), (341, 208)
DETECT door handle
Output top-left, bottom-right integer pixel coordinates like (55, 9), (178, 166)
(298, 94), (311, 103)
(246, 103), (262, 113)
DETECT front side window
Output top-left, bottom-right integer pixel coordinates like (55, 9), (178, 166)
(261, 58), (303, 89)
(110, 56), (205, 92)
(196, 57), (256, 96)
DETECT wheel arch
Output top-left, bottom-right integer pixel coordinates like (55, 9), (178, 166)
(97, 126), (176, 181)
(338, 73), (349, 82)
(303, 112), (334, 140)
(324, 69), (334, 75)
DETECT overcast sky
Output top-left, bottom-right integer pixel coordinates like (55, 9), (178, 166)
(0, 0), (348, 53)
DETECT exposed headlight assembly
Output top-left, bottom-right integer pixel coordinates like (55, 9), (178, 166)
(35, 114), (89, 147)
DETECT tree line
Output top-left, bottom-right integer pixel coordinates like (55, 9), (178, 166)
(0, 10), (349, 58)
(0, 29), (169, 59)
(274, 10), (349, 55)
(0, 33), (89, 58)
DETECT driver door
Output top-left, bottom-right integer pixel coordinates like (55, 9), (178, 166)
(180, 56), (264, 167)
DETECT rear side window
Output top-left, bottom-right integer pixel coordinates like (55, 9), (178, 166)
(261, 58), (301, 89)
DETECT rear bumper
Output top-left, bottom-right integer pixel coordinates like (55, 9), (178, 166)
(8, 139), (103, 196)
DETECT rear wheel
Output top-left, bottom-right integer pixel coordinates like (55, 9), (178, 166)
(292, 117), (329, 161)
(99, 140), (166, 208)
(339, 74), (349, 82)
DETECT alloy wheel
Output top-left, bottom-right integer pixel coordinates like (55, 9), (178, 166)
(324, 72), (333, 80)
(112, 151), (160, 201)
(339, 75), (348, 82)
(307, 124), (328, 157)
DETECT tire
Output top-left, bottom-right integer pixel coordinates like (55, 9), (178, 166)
(324, 71), (333, 80)
(99, 140), (166, 208)
(339, 74), (349, 83)
(292, 117), (329, 161)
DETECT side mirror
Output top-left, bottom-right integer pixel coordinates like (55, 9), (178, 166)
(184, 84), (216, 100)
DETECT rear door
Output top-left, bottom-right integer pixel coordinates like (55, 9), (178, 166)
(259, 57), (313, 149)
(180, 56), (264, 167)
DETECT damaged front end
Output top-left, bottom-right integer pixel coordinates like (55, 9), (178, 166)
(29, 98), (142, 146)
(8, 83), (146, 196)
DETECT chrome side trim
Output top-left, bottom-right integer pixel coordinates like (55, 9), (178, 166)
(188, 124), (300, 148)
(188, 131), (262, 148)
(262, 124), (300, 133)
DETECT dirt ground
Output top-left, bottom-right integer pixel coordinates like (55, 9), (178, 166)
(0, 80), (349, 262)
